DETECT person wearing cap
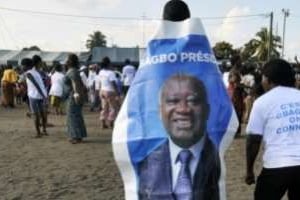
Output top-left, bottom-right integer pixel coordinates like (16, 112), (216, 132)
(162, 0), (190, 22)
(245, 59), (300, 200)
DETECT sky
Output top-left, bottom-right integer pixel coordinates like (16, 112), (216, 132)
(0, 0), (299, 60)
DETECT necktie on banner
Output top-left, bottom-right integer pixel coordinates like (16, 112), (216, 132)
(112, 18), (239, 200)
(174, 150), (193, 200)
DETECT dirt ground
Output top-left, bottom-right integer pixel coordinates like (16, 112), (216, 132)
(0, 104), (283, 200)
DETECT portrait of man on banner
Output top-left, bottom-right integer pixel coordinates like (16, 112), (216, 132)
(138, 73), (220, 200)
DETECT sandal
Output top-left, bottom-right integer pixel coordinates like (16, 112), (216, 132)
(69, 139), (78, 144)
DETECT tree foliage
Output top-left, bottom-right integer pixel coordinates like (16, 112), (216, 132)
(86, 31), (107, 51)
(241, 39), (259, 61)
(22, 45), (41, 51)
(213, 41), (234, 60)
(245, 27), (281, 61)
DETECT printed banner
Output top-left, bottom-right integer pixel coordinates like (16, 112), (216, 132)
(113, 18), (238, 200)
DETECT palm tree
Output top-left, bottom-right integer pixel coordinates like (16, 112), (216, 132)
(251, 27), (281, 61)
(86, 31), (107, 51)
(241, 39), (259, 61)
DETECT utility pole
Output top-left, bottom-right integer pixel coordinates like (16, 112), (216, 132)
(268, 12), (273, 61)
(282, 9), (290, 58)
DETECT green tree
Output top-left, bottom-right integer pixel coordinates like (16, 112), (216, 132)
(86, 31), (107, 51)
(251, 27), (281, 61)
(213, 41), (234, 60)
(241, 39), (259, 61)
(22, 45), (41, 51)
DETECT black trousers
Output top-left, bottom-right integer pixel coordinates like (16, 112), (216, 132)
(255, 166), (300, 200)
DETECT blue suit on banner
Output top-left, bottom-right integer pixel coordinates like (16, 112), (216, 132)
(138, 138), (220, 200)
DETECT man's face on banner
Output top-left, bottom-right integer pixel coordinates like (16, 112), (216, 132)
(160, 75), (209, 148)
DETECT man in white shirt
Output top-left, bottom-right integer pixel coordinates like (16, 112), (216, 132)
(121, 59), (136, 95)
(245, 59), (300, 200)
(26, 55), (48, 138)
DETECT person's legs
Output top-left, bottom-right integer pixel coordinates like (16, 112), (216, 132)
(29, 98), (42, 137)
(38, 99), (48, 135)
(7, 83), (15, 108)
(33, 114), (42, 137)
(107, 92), (119, 128)
(100, 91), (109, 128)
(255, 168), (288, 200)
(287, 166), (300, 200)
(1, 81), (9, 107)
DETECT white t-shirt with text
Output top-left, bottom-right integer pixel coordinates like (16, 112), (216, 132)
(246, 86), (300, 168)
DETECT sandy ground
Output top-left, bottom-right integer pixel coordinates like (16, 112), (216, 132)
(0, 104), (286, 200)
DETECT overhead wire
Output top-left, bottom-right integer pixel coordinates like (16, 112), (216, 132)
(0, 6), (268, 21)
(0, 6), (271, 50)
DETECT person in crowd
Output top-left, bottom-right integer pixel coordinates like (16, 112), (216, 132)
(64, 54), (87, 144)
(79, 65), (88, 89)
(26, 55), (48, 137)
(138, 74), (220, 200)
(227, 69), (244, 137)
(1, 64), (17, 108)
(97, 56), (120, 129)
(87, 64), (99, 111)
(20, 58), (33, 117)
(295, 70), (300, 89)
(121, 59), (136, 96)
(241, 66), (256, 123)
(49, 63), (65, 115)
(14, 67), (23, 105)
(245, 59), (300, 200)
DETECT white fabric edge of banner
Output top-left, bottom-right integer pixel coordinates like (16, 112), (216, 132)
(218, 107), (239, 200)
(152, 18), (206, 40)
(112, 97), (138, 200)
(140, 18), (207, 68)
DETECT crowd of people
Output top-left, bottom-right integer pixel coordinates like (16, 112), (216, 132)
(0, 54), (136, 143)
(1, 53), (300, 141)
(221, 55), (300, 138)
(1, 46), (300, 200)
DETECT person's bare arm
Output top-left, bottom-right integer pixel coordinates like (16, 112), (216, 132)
(71, 80), (81, 104)
(245, 134), (262, 185)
